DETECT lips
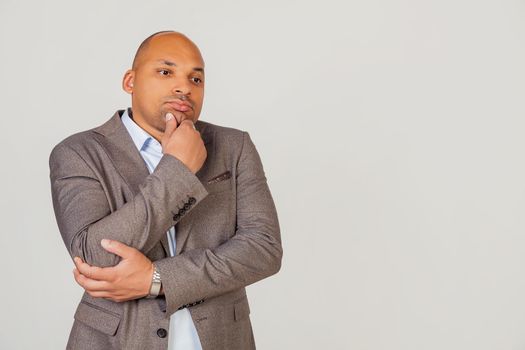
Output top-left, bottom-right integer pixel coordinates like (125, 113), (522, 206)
(165, 100), (193, 113)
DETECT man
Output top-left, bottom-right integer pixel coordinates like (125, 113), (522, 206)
(49, 31), (282, 350)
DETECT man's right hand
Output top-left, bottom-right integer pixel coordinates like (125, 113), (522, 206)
(161, 113), (207, 174)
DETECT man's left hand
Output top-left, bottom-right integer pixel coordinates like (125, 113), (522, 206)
(73, 239), (154, 302)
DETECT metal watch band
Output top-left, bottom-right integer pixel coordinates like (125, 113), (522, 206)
(146, 263), (162, 299)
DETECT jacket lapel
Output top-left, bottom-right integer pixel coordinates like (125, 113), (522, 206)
(92, 110), (150, 194)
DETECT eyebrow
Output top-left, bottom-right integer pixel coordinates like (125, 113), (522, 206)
(157, 59), (204, 72)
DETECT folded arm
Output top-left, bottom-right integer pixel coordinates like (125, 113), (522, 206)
(50, 144), (208, 268)
(67, 132), (282, 309)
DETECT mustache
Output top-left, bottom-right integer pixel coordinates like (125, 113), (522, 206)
(163, 95), (194, 108)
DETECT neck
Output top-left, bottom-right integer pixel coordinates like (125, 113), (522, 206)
(128, 108), (164, 143)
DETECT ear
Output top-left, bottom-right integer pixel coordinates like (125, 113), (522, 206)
(122, 69), (135, 94)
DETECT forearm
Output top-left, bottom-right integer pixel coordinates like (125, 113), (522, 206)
(156, 224), (282, 316)
(51, 146), (208, 268)
(73, 158), (206, 267)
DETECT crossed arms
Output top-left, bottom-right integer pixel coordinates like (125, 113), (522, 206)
(49, 131), (282, 316)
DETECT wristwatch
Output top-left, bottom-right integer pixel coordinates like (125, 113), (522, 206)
(146, 263), (162, 299)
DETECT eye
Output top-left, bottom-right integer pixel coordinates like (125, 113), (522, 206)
(191, 77), (203, 85)
(158, 69), (172, 76)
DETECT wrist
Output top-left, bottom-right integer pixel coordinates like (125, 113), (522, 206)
(146, 262), (162, 299)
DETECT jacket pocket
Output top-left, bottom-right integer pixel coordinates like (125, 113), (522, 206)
(74, 301), (121, 336)
(204, 170), (232, 195)
(207, 170), (231, 184)
(233, 297), (251, 322)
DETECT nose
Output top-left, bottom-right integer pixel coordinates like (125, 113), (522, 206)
(171, 77), (191, 97)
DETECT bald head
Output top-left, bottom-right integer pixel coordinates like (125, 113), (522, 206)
(122, 30), (206, 142)
(131, 31), (203, 70)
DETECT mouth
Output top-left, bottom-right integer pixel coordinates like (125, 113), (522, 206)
(165, 100), (193, 113)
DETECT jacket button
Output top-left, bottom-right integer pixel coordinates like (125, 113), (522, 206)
(173, 214), (180, 221)
(157, 328), (167, 338)
(189, 197), (196, 204)
(184, 203), (191, 210)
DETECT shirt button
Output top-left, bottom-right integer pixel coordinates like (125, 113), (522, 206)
(157, 328), (168, 338)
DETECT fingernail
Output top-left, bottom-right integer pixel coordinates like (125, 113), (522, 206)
(101, 239), (110, 247)
(165, 113), (174, 121)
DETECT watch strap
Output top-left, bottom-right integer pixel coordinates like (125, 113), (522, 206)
(146, 263), (162, 299)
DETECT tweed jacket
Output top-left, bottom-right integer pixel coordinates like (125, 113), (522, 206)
(49, 110), (282, 349)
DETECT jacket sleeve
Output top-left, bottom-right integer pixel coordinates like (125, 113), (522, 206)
(155, 132), (283, 316)
(49, 145), (208, 268)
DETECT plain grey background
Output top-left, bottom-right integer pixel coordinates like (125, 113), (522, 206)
(1, 0), (525, 349)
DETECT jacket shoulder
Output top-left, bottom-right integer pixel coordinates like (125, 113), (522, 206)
(198, 120), (247, 148)
(198, 120), (245, 137)
(49, 125), (103, 167)
(50, 111), (120, 159)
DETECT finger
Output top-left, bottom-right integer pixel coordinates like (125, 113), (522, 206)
(180, 119), (198, 133)
(73, 268), (113, 292)
(85, 289), (123, 303)
(101, 239), (137, 260)
(74, 255), (116, 281)
(73, 257), (94, 278)
(86, 290), (113, 299)
(162, 113), (177, 144)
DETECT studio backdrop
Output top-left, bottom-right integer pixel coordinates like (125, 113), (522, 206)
(1, 0), (525, 349)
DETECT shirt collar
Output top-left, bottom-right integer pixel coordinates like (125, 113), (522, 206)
(121, 108), (155, 152)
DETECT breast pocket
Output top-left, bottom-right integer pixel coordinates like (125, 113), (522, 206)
(204, 170), (233, 195)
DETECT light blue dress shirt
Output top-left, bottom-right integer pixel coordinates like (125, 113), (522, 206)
(121, 109), (202, 350)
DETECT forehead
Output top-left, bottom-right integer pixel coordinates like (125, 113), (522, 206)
(140, 34), (204, 67)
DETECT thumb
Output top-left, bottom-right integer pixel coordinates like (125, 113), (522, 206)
(101, 239), (135, 259)
(162, 112), (177, 145)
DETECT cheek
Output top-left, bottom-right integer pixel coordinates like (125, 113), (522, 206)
(194, 91), (205, 108)
(194, 101), (204, 117)
(135, 85), (163, 107)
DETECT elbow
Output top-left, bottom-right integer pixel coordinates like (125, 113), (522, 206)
(265, 241), (283, 277)
(262, 225), (283, 277)
(274, 244), (283, 274)
(69, 228), (120, 267)
(68, 229), (88, 263)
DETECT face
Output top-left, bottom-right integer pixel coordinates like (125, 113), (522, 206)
(122, 33), (205, 140)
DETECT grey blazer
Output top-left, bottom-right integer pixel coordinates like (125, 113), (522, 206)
(49, 110), (282, 350)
